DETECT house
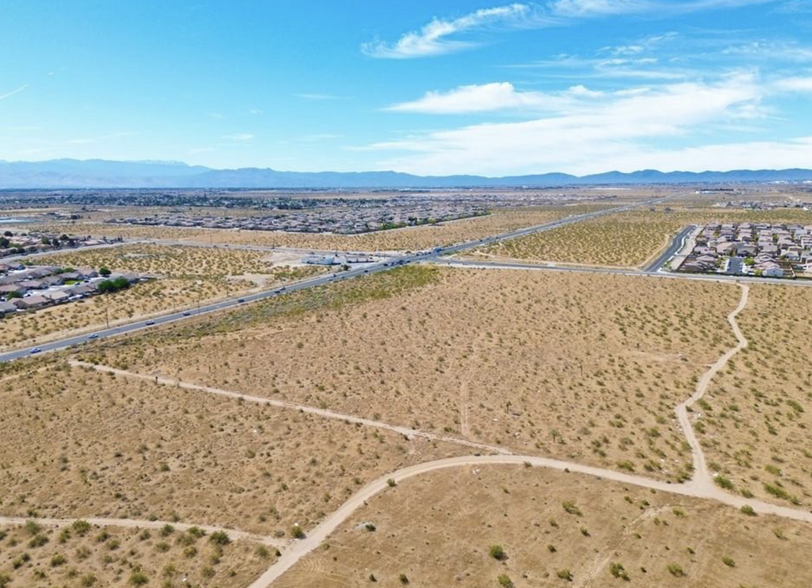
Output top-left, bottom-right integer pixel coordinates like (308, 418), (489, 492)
(0, 301), (17, 316)
(43, 291), (70, 304)
(12, 295), (50, 309)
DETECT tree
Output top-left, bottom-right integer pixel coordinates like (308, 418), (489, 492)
(99, 267), (112, 277)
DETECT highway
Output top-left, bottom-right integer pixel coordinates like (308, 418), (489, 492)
(0, 194), (674, 363)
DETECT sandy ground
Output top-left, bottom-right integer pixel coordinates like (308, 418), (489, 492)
(0, 521), (269, 587)
(696, 283), (812, 509)
(276, 464), (812, 588)
(0, 363), (470, 536)
(88, 266), (741, 483)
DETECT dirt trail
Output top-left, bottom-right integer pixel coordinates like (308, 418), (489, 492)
(0, 515), (284, 547)
(248, 453), (812, 588)
(675, 283), (749, 491)
(70, 361), (511, 456)
(57, 282), (812, 588)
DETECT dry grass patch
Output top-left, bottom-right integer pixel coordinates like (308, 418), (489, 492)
(696, 284), (812, 509)
(92, 266), (740, 482)
(0, 364), (468, 535)
(0, 521), (268, 588)
(277, 464), (812, 588)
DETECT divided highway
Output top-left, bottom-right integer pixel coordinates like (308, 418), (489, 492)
(0, 196), (671, 363)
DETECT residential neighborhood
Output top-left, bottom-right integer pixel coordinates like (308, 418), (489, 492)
(0, 262), (144, 318)
(1, 228), (112, 259)
(675, 222), (812, 278)
(108, 203), (490, 235)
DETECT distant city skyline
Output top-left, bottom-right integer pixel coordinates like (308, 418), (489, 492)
(2, 0), (812, 176)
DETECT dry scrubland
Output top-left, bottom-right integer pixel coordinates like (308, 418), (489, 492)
(697, 284), (812, 509)
(277, 464), (812, 588)
(89, 266), (741, 482)
(0, 245), (320, 349)
(0, 363), (466, 535)
(0, 521), (268, 588)
(34, 205), (612, 252)
(470, 207), (812, 268)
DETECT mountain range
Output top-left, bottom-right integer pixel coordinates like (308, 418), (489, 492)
(1, 159), (812, 189)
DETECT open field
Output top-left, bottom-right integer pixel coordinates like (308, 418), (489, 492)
(87, 265), (741, 483)
(0, 363), (468, 536)
(696, 283), (812, 509)
(467, 207), (812, 268)
(0, 244), (322, 350)
(276, 464), (812, 588)
(27, 205), (615, 252)
(0, 521), (268, 588)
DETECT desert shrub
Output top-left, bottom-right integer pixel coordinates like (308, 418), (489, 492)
(129, 571), (149, 586)
(609, 562), (629, 580)
(557, 569), (573, 581)
(714, 476), (734, 490)
(562, 501), (582, 516)
(489, 544), (507, 560)
(209, 531), (231, 546)
(497, 574), (514, 587)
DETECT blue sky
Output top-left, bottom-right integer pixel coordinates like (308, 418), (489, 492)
(1, 0), (811, 175)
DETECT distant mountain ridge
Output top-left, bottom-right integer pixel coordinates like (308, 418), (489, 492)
(1, 159), (811, 189)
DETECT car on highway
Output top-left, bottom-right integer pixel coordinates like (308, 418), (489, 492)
(88, 333), (99, 339)
(183, 311), (191, 316)
(238, 298), (246, 303)
(145, 320), (155, 326)
(30, 347), (42, 354)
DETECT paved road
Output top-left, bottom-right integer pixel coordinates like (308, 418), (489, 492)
(1, 195), (670, 363)
(436, 257), (812, 289)
(644, 224), (695, 272)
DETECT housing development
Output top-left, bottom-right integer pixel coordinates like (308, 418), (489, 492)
(677, 222), (812, 278)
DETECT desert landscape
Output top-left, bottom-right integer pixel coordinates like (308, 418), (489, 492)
(276, 464), (812, 588)
(0, 244), (321, 350)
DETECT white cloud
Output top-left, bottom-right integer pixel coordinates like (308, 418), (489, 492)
(0, 83), (29, 101)
(295, 93), (344, 101)
(385, 82), (601, 114)
(366, 74), (773, 175)
(773, 76), (812, 92)
(362, 4), (550, 59)
(223, 133), (254, 141)
(249, 109), (264, 115)
(550, 0), (776, 16)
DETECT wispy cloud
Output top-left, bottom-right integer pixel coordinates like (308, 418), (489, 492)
(364, 73), (807, 175)
(362, 1), (777, 59)
(385, 82), (600, 114)
(298, 133), (343, 142)
(249, 109), (264, 115)
(295, 93), (345, 101)
(0, 83), (29, 101)
(362, 4), (551, 59)
(223, 133), (254, 141)
(550, 0), (777, 16)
